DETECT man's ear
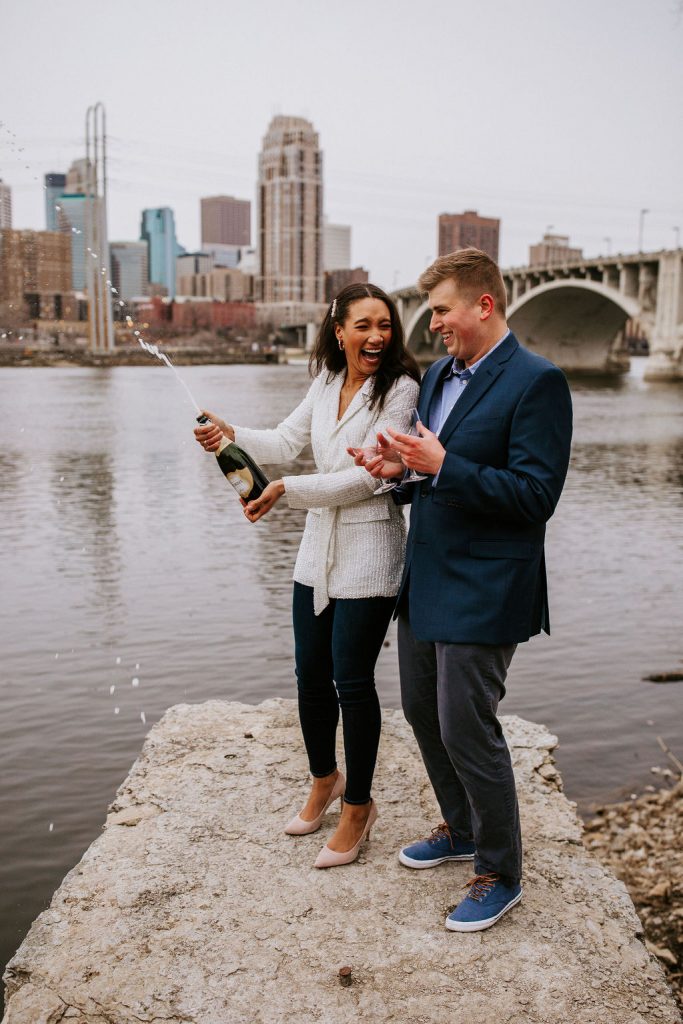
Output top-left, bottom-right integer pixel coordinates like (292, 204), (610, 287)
(480, 294), (494, 321)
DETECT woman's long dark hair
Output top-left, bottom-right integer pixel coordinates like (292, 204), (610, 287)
(309, 282), (421, 411)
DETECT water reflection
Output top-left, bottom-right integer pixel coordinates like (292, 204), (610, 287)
(0, 453), (22, 501)
(49, 453), (123, 614)
(570, 440), (683, 497)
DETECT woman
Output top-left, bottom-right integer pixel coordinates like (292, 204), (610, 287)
(195, 283), (420, 868)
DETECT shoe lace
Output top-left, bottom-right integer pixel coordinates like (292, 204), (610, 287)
(464, 873), (499, 901)
(428, 822), (454, 847)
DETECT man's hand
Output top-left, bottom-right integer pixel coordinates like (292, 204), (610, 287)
(347, 432), (404, 480)
(386, 421), (446, 476)
(244, 480), (285, 522)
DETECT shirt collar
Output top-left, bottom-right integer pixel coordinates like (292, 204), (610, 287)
(446, 329), (510, 379)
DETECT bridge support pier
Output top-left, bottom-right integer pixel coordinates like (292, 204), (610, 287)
(643, 350), (683, 381)
(644, 252), (683, 381)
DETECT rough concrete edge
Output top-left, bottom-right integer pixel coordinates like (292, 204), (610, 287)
(2, 698), (680, 1024)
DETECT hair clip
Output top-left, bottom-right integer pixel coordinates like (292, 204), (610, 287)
(330, 299), (337, 318)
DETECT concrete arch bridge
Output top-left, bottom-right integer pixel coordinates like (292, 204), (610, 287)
(393, 249), (683, 379)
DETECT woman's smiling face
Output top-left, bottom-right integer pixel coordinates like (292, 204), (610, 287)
(335, 297), (393, 379)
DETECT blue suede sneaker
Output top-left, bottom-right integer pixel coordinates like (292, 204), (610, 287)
(445, 873), (522, 931)
(398, 822), (476, 869)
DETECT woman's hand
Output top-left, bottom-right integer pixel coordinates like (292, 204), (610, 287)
(347, 431), (404, 480)
(194, 410), (235, 452)
(244, 480), (286, 523)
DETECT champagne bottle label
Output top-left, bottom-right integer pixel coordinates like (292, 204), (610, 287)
(226, 468), (254, 497)
(196, 413), (269, 504)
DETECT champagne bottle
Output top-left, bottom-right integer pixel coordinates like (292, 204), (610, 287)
(197, 414), (269, 502)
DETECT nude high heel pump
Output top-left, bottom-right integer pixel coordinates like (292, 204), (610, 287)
(284, 772), (346, 836)
(313, 800), (378, 868)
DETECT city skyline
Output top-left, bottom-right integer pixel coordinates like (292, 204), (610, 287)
(1, 0), (682, 291)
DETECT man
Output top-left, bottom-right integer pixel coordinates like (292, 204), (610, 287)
(369, 248), (572, 931)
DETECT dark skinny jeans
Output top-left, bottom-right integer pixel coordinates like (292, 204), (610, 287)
(292, 582), (395, 805)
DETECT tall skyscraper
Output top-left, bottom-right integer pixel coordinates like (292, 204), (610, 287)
(57, 195), (88, 290)
(66, 158), (89, 194)
(140, 208), (180, 298)
(110, 241), (149, 301)
(257, 115), (323, 303)
(45, 172), (66, 231)
(201, 196), (250, 246)
(200, 196), (251, 270)
(438, 210), (500, 261)
(0, 180), (12, 229)
(53, 159), (93, 290)
(323, 220), (351, 271)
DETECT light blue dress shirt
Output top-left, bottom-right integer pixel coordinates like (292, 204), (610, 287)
(428, 330), (510, 484)
(429, 330), (511, 436)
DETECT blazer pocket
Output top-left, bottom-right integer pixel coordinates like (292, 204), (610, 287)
(339, 500), (391, 524)
(469, 541), (533, 560)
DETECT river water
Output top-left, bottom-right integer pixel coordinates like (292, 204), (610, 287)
(1, 358), (682, 981)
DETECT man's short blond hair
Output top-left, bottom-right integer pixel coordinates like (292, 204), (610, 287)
(418, 248), (507, 315)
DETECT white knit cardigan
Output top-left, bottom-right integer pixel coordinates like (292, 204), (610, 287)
(233, 370), (420, 614)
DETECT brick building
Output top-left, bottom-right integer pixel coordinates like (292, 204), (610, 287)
(323, 267), (369, 303)
(0, 228), (73, 319)
(438, 210), (500, 261)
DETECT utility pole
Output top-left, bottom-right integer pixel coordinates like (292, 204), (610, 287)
(638, 208), (649, 253)
(85, 103), (114, 353)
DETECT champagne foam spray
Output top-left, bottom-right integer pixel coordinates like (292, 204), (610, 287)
(132, 326), (201, 414)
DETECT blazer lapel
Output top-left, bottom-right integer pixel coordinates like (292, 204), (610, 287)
(438, 333), (519, 446)
(330, 374), (374, 436)
(419, 357), (451, 422)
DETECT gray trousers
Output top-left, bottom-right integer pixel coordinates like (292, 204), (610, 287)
(397, 611), (522, 883)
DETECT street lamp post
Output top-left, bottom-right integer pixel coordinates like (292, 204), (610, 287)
(603, 236), (611, 255)
(638, 208), (649, 252)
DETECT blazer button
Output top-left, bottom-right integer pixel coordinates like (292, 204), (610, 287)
(420, 486), (430, 498)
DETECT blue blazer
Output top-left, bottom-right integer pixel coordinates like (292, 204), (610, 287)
(396, 333), (573, 645)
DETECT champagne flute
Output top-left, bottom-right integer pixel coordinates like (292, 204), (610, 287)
(354, 442), (402, 494)
(401, 408), (428, 483)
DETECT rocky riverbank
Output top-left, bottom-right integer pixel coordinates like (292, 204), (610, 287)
(584, 779), (683, 1012)
(3, 699), (681, 1024)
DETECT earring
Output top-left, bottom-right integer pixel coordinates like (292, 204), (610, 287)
(338, 339), (344, 350)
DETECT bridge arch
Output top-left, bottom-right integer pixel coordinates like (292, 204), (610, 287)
(405, 279), (641, 373)
(404, 301), (440, 359)
(508, 279), (640, 373)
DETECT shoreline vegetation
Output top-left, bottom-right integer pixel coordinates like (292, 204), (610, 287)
(585, 751), (683, 1012)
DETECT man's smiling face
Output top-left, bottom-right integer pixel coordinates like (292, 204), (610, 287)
(427, 278), (486, 364)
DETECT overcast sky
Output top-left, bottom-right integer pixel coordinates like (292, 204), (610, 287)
(1, 0), (682, 290)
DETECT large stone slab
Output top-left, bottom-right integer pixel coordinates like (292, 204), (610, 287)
(3, 699), (681, 1024)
